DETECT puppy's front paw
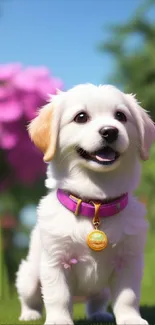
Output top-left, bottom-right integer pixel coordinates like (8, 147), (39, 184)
(19, 309), (42, 321)
(45, 315), (73, 325)
(44, 320), (73, 325)
(117, 316), (148, 325)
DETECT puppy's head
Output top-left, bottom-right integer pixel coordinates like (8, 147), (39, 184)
(28, 84), (155, 173)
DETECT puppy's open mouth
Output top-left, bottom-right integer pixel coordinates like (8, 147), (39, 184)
(76, 146), (120, 166)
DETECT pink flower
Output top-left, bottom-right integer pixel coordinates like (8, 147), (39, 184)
(0, 64), (23, 122)
(0, 95), (23, 122)
(14, 66), (63, 120)
(0, 123), (18, 149)
(0, 119), (25, 150)
(0, 63), (63, 186)
(7, 133), (46, 185)
(0, 63), (21, 99)
(0, 63), (21, 81)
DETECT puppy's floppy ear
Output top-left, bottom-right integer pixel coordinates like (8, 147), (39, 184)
(126, 94), (155, 160)
(28, 102), (59, 162)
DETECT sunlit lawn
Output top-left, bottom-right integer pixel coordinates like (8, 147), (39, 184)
(0, 293), (85, 324)
(0, 295), (155, 325)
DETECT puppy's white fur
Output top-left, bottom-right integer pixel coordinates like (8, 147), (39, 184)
(16, 84), (155, 325)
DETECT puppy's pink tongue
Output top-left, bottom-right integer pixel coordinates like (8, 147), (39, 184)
(95, 151), (116, 162)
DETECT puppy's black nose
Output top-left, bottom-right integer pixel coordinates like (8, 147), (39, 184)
(99, 126), (118, 143)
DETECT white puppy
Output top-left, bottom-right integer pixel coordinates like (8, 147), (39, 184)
(16, 84), (155, 325)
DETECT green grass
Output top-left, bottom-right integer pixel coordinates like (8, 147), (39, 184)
(0, 294), (85, 324)
(0, 294), (84, 324)
(141, 231), (155, 305)
(0, 294), (155, 325)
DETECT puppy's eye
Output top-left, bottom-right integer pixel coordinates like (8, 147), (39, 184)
(115, 111), (127, 123)
(74, 112), (89, 124)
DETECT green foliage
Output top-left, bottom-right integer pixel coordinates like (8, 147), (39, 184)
(0, 227), (10, 301)
(137, 146), (155, 304)
(99, 0), (155, 119)
(137, 144), (155, 230)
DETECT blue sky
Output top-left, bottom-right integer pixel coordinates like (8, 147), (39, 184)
(0, 0), (153, 89)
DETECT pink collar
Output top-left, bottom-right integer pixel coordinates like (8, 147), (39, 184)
(57, 189), (128, 218)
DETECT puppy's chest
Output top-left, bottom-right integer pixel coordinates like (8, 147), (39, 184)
(62, 238), (124, 295)
(50, 225), (124, 294)
(43, 206), (131, 270)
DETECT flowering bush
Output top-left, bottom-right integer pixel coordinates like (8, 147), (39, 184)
(0, 63), (63, 286)
(0, 63), (63, 186)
